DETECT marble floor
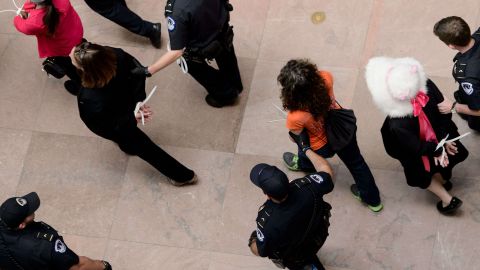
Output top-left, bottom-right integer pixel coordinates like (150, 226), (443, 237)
(1, 0), (479, 269)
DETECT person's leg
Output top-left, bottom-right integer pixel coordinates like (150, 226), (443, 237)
(467, 116), (480, 132)
(336, 137), (381, 206)
(186, 58), (237, 103)
(116, 127), (194, 182)
(427, 173), (452, 205)
(215, 45), (243, 93)
(84, 0), (154, 37)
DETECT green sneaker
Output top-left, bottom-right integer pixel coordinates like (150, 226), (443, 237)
(282, 152), (301, 171)
(350, 184), (383, 212)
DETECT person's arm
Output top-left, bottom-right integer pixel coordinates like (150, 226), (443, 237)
(305, 149), (333, 179)
(13, 8), (45, 35)
(148, 49), (184, 75)
(249, 240), (260, 256)
(454, 103), (480, 116)
(69, 256), (110, 270)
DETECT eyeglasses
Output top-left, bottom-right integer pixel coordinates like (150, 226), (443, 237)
(74, 41), (91, 62)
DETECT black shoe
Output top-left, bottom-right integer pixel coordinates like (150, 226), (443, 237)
(64, 80), (80, 96)
(436, 197), (462, 214)
(205, 94), (237, 108)
(149, 23), (161, 48)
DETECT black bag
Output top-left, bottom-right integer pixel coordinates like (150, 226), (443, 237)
(42, 57), (66, 79)
(325, 102), (357, 152)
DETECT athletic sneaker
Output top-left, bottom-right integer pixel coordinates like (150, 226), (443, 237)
(283, 152), (301, 171)
(167, 174), (198, 186)
(350, 184), (383, 212)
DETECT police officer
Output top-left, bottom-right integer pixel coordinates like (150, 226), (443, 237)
(84, 0), (162, 48)
(434, 16), (480, 132)
(248, 130), (334, 270)
(0, 192), (111, 270)
(133, 0), (243, 108)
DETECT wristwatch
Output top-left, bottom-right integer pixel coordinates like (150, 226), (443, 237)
(450, 101), (457, 114)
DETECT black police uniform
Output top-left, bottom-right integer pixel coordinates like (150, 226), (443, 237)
(165, 0), (243, 104)
(253, 172), (334, 270)
(84, 0), (157, 38)
(0, 221), (78, 270)
(452, 27), (480, 131)
(77, 47), (194, 183)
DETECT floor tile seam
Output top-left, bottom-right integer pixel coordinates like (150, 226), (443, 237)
(359, 0), (383, 66)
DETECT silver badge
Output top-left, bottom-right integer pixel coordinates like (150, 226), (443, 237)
(256, 228), (265, 242)
(54, 239), (67, 253)
(16, 198), (27, 206)
(167, 16), (176, 31)
(309, 174), (324, 184)
(461, 82), (474, 95)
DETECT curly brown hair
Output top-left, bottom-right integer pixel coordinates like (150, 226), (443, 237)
(278, 59), (332, 120)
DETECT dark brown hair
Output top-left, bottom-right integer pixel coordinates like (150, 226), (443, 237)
(433, 16), (471, 46)
(278, 59), (332, 120)
(42, 0), (59, 36)
(73, 42), (117, 88)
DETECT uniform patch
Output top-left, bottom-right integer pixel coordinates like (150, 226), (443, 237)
(167, 16), (176, 31)
(461, 82), (474, 95)
(309, 174), (324, 184)
(16, 198), (27, 206)
(54, 239), (66, 253)
(255, 228), (264, 242)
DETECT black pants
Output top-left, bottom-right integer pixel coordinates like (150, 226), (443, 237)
(298, 136), (381, 206)
(110, 126), (194, 182)
(84, 0), (154, 37)
(186, 45), (243, 101)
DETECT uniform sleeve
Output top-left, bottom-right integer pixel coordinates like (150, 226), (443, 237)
(254, 227), (272, 257)
(459, 79), (480, 110)
(167, 10), (189, 50)
(50, 237), (79, 270)
(304, 172), (334, 195)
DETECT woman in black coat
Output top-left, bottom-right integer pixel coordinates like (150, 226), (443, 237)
(366, 57), (468, 214)
(70, 41), (196, 185)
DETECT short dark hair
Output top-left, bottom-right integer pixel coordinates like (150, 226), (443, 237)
(73, 42), (117, 88)
(433, 16), (471, 46)
(278, 59), (332, 120)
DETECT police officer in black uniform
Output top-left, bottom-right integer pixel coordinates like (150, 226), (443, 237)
(248, 130), (334, 270)
(84, 0), (162, 48)
(434, 16), (480, 131)
(0, 192), (111, 270)
(133, 0), (243, 108)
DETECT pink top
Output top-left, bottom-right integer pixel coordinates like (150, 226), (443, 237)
(13, 0), (83, 58)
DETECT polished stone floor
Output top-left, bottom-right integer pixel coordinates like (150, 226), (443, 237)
(1, 0), (479, 269)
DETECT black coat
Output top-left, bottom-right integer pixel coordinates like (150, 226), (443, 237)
(381, 79), (468, 188)
(77, 47), (146, 140)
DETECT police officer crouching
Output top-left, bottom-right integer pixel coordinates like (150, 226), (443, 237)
(133, 0), (243, 108)
(0, 192), (112, 270)
(248, 130), (334, 270)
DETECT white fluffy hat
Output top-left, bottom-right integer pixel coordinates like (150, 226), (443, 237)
(365, 57), (427, 117)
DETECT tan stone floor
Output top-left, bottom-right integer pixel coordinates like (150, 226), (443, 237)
(1, 0), (480, 269)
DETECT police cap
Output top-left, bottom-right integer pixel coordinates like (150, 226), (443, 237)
(0, 192), (40, 228)
(250, 164), (289, 199)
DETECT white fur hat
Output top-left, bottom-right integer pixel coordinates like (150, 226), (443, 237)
(365, 57), (427, 117)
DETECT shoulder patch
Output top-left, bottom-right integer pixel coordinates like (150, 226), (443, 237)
(167, 16), (176, 31)
(255, 228), (264, 242)
(461, 82), (474, 95)
(54, 239), (66, 253)
(308, 173), (324, 184)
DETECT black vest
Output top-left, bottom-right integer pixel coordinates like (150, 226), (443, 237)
(0, 222), (58, 270)
(452, 30), (480, 84)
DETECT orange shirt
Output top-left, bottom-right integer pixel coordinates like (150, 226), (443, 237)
(286, 71), (339, 150)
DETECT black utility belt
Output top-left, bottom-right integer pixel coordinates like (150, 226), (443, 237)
(186, 26), (234, 60)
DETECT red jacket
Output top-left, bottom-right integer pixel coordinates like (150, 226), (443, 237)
(13, 0), (83, 58)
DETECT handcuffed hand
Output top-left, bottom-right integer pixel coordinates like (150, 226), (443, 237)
(248, 230), (257, 247)
(434, 153), (449, 168)
(445, 142), (458, 156)
(135, 105), (153, 124)
(289, 129), (311, 153)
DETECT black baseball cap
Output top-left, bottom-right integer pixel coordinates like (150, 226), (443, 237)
(0, 192), (40, 228)
(250, 164), (289, 199)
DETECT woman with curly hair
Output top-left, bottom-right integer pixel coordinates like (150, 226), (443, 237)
(279, 59), (383, 212)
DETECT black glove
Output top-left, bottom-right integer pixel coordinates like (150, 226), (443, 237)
(289, 129), (311, 153)
(131, 66), (151, 77)
(102, 261), (112, 270)
(248, 230), (257, 247)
